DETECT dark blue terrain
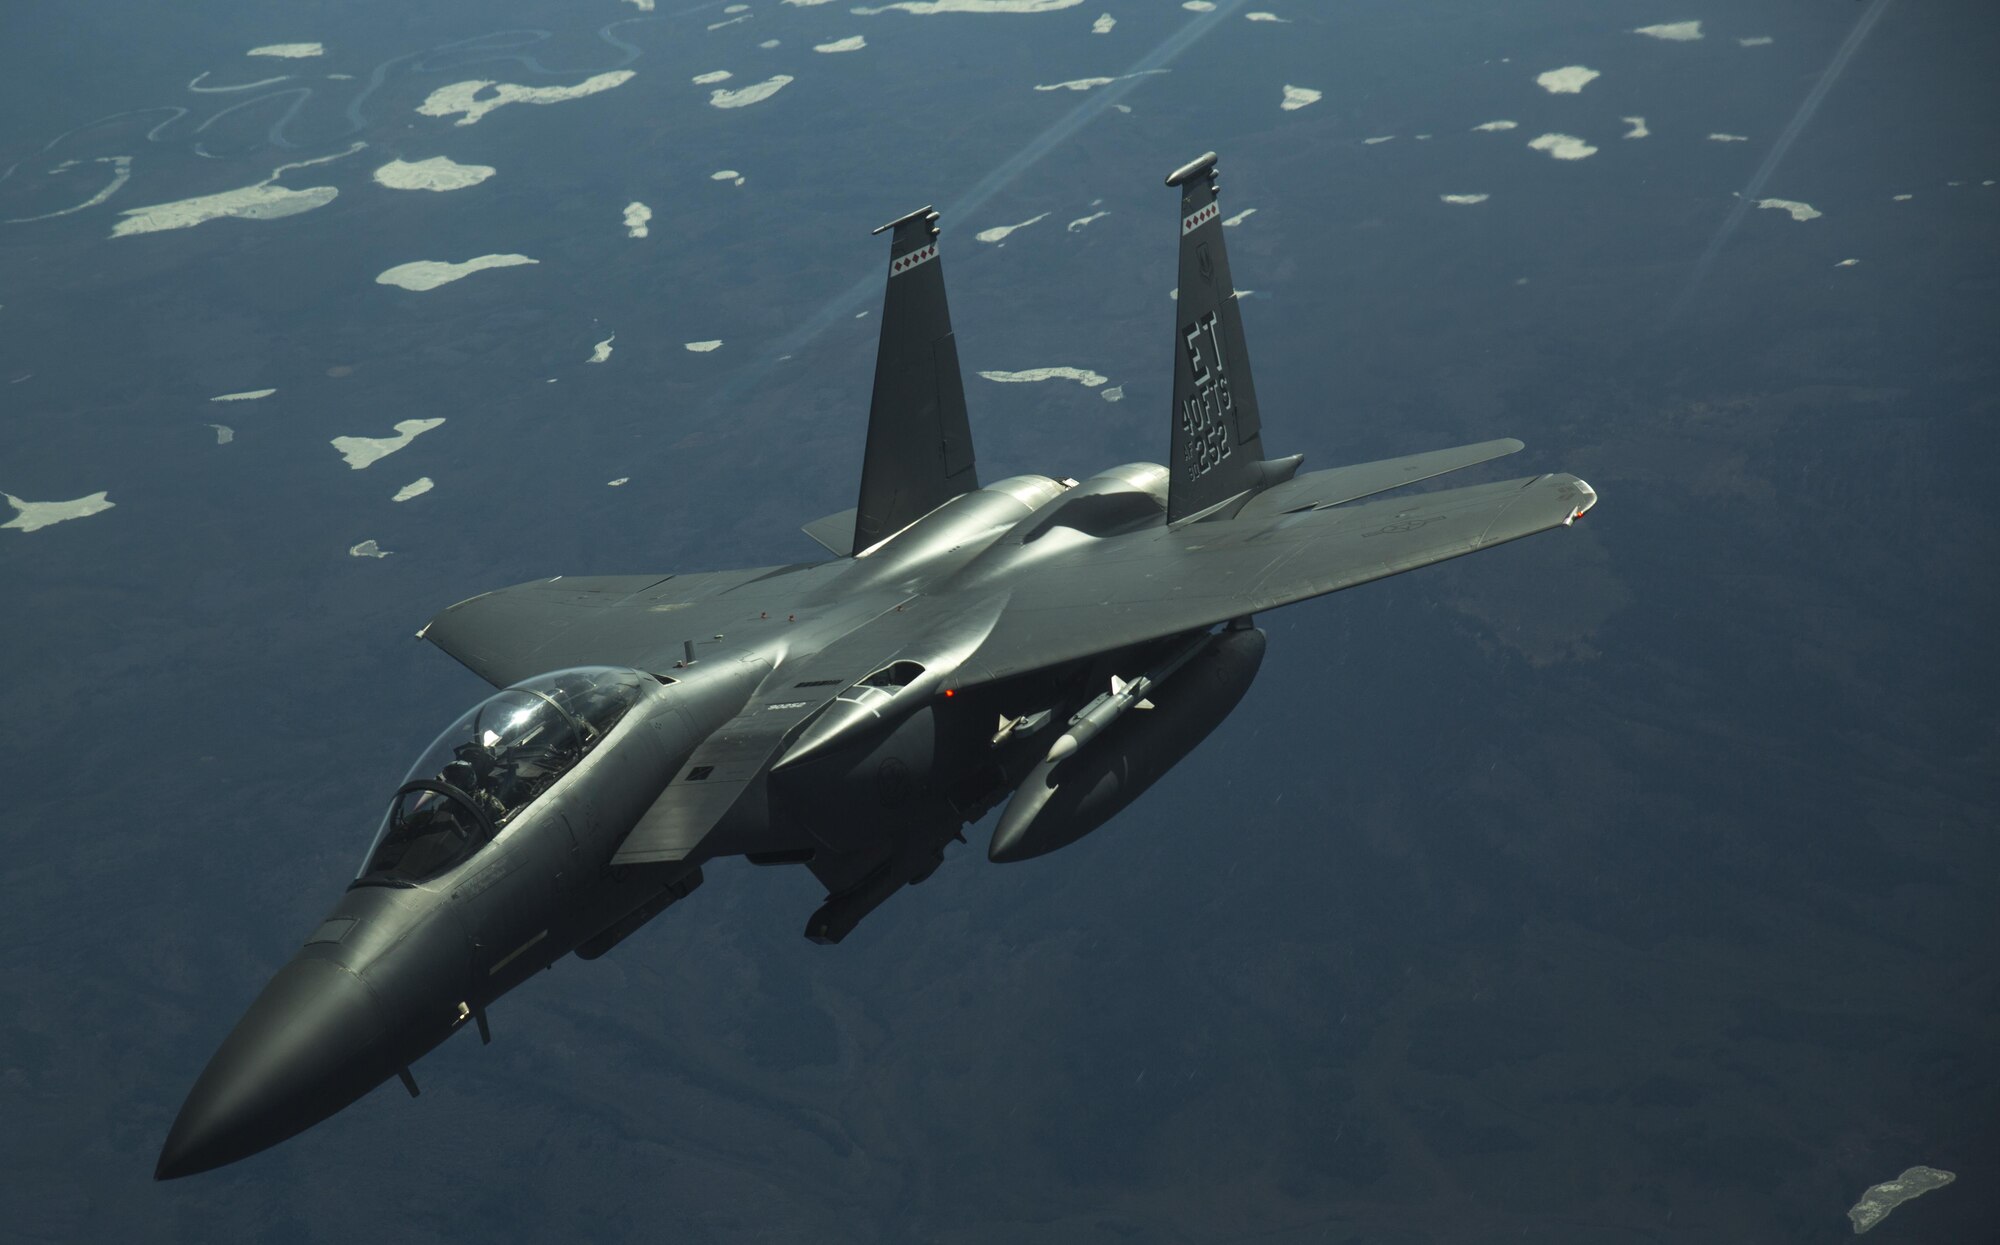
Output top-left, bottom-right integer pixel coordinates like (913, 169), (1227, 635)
(2, 1), (1993, 1240)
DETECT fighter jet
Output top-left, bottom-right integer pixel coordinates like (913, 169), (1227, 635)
(156, 153), (1598, 1179)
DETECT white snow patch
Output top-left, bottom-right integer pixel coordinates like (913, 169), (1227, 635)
(1622, 116), (1649, 139)
(211, 388), (276, 402)
(1472, 120), (1517, 132)
(114, 184), (334, 236)
(1633, 21), (1702, 42)
(1528, 132), (1597, 160)
(375, 254), (537, 291)
(1183, 1), (1215, 10)
(1738, 35), (1773, 47)
(349, 539), (391, 558)
(608, 477), (630, 486)
(685, 340), (723, 352)
(1893, 193), (1912, 201)
(1222, 207), (1256, 226)
(760, 39), (781, 48)
(393, 477), (435, 501)
(1835, 258), (1859, 268)
(249, 43), (324, 58)
(814, 36), (866, 52)
(1246, 11), (1289, 21)
(1280, 84), (1321, 111)
(1848, 1167), (1955, 1235)
(208, 424), (235, 444)
(975, 212), (1049, 243)
(978, 366), (1107, 388)
(1067, 211), (1110, 231)
(3, 491), (113, 533)
(1100, 385), (1123, 402)
(711, 169), (745, 185)
(1535, 65), (1600, 94)
(1363, 135), (1395, 145)
(588, 335), (615, 364)
(1035, 69), (1164, 92)
(1092, 13), (1114, 32)
(624, 0), (657, 9)
(372, 156), (494, 192)
(189, 72), (295, 93)
(710, 75), (793, 108)
(624, 201), (652, 237)
(1708, 132), (1748, 142)
(693, 70), (733, 84)
(418, 71), (635, 126)
(851, 0), (1085, 13)
(708, 15), (750, 30)
(1440, 194), (1489, 205)
(110, 143), (362, 237)
(1755, 197), (1820, 222)
(331, 418), (446, 469)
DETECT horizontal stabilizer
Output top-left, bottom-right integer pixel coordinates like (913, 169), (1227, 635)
(800, 508), (857, 556)
(1235, 438), (1525, 520)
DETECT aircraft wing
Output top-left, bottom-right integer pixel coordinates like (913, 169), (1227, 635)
(958, 471), (1596, 685)
(419, 566), (819, 688)
(1234, 438), (1525, 519)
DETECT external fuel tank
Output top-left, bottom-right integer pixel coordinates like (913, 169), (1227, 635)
(989, 626), (1266, 862)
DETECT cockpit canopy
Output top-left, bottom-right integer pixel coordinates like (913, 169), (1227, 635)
(357, 667), (652, 884)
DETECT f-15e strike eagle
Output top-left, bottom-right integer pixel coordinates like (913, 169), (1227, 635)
(157, 153), (1597, 1178)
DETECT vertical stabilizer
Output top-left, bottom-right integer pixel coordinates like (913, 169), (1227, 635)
(851, 207), (979, 555)
(1164, 153), (1273, 522)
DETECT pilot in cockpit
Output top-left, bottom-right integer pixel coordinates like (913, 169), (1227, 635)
(441, 749), (508, 824)
(438, 759), (479, 798)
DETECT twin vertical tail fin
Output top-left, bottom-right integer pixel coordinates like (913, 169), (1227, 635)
(850, 206), (979, 555)
(1164, 153), (1294, 522)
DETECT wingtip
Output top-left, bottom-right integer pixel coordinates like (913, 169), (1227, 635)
(1562, 477), (1598, 525)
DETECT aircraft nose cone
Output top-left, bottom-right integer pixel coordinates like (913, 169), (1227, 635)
(156, 957), (390, 1180)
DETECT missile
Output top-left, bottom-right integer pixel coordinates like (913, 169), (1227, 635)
(1041, 633), (1209, 764)
(989, 626), (1265, 863)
